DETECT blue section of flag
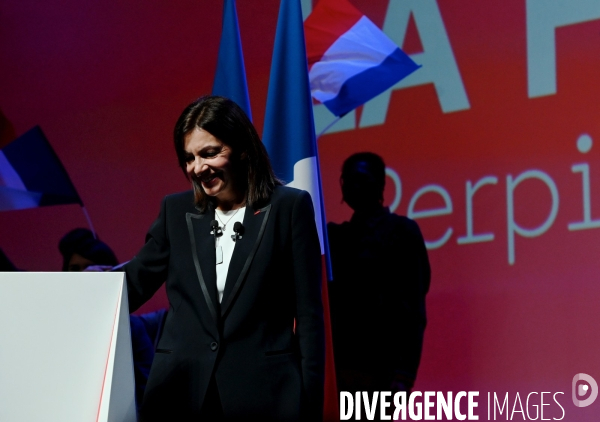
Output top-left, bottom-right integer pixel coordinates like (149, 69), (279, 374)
(1, 126), (82, 207)
(212, 0), (252, 121)
(262, 0), (316, 184)
(262, 0), (332, 280)
(323, 48), (421, 117)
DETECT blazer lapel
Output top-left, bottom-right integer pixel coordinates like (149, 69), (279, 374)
(186, 210), (220, 325)
(220, 203), (272, 317)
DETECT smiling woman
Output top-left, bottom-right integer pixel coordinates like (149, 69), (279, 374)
(173, 96), (279, 214)
(183, 128), (240, 210)
(124, 96), (325, 421)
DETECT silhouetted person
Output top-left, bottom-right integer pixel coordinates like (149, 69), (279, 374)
(327, 152), (430, 399)
(58, 228), (154, 408)
(59, 228), (118, 271)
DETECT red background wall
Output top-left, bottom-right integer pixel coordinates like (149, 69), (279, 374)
(2, 1), (600, 419)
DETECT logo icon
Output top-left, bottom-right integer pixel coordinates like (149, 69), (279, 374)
(573, 373), (598, 407)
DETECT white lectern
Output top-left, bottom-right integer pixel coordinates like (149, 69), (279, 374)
(0, 272), (136, 422)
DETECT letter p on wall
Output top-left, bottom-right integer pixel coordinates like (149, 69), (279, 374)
(506, 170), (559, 265)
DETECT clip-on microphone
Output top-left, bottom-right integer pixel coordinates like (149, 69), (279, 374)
(232, 222), (244, 242)
(210, 220), (223, 238)
(211, 219), (224, 264)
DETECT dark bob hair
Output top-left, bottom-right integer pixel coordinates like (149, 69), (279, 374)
(58, 228), (118, 271)
(174, 96), (281, 212)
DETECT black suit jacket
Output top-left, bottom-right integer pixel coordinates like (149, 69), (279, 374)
(125, 186), (324, 421)
(328, 208), (430, 390)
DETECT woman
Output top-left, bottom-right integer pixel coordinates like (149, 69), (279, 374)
(58, 228), (118, 271)
(124, 96), (324, 421)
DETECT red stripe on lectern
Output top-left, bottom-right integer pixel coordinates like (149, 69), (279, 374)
(96, 283), (122, 422)
(322, 255), (339, 422)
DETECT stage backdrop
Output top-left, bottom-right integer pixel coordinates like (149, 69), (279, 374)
(2, 0), (600, 419)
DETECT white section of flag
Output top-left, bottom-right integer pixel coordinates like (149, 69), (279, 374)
(286, 156), (325, 254)
(309, 15), (398, 103)
(0, 150), (27, 190)
(0, 187), (42, 211)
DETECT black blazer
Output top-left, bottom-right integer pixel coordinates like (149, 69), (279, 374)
(328, 209), (430, 389)
(125, 186), (325, 421)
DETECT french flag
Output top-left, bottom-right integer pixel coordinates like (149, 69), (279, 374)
(304, 0), (420, 117)
(262, 0), (338, 419)
(0, 126), (82, 211)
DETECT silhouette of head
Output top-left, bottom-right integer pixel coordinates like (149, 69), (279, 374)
(340, 152), (386, 213)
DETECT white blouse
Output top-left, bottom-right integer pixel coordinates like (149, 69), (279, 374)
(214, 207), (246, 302)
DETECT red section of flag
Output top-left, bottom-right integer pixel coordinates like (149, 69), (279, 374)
(304, 0), (363, 68)
(321, 255), (338, 422)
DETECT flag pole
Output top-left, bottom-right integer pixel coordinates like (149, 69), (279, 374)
(316, 116), (341, 140)
(81, 206), (97, 239)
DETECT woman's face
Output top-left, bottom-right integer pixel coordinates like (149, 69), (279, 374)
(184, 128), (239, 206)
